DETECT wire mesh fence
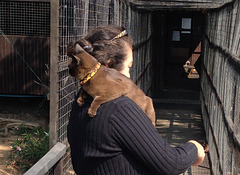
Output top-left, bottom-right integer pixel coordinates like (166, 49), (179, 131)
(0, 0), (50, 95)
(0, 1), (50, 37)
(201, 0), (240, 174)
(49, 0), (153, 174)
(55, 0), (116, 173)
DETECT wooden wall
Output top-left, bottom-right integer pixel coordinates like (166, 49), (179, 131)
(0, 0), (50, 96)
(201, 0), (240, 174)
(0, 36), (49, 95)
(130, 11), (153, 95)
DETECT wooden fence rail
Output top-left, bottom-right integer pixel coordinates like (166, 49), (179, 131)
(24, 142), (66, 175)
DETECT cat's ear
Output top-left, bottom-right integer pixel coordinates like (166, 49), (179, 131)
(75, 43), (84, 53)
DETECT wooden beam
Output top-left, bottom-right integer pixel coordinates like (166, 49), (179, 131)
(129, 0), (234, 10)
(24, 142), (66, 175)
(9, 0), (50, 2)
(49, 0), (59, 148)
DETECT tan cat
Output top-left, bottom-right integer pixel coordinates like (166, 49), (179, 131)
(67, 40), (156, 126)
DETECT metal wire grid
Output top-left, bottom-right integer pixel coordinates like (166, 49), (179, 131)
(58, 1), (79, 142)
(56, 0), (132, 174)
(57, 0), (113, 147)
(88, 0), (111, 31)
(201, 1), (240, 172)
(55, 1), (155, 173)
(57, 0), (132, 145)
(57, 1), (87, 173)
(0, 1), (50, 37)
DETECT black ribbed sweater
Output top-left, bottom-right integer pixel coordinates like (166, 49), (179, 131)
(67, 95), (198, 175)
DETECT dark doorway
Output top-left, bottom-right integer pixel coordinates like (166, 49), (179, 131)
(152, 11), (203, 98)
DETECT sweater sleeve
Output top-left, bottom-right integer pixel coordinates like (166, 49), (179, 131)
(110, 97), (198, 175)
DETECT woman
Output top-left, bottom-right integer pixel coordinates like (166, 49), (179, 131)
(67, 25), (205, 175)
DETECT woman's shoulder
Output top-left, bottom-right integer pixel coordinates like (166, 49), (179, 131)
(97, 96), (139, 114)
(100, 96), (143, 118)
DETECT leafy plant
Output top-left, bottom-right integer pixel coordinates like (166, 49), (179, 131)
(9, 125), (49, 172)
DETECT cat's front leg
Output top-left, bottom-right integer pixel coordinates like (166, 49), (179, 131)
(88, 96), (102, 117)
(77, 89), (88, 106)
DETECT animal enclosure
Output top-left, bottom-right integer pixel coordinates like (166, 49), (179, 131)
(1, 0), (240, 174)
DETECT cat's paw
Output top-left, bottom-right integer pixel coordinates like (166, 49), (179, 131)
(88, 108), (96, 117)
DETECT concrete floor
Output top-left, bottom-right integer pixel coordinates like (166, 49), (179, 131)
(154, 97), (211, 175)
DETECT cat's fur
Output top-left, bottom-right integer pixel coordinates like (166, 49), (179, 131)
(67, 41), (156, 126)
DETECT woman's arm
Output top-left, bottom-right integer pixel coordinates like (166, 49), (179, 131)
(111, 97), (203, 175)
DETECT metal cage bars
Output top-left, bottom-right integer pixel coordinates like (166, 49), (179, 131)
(50, 0), (154, 174)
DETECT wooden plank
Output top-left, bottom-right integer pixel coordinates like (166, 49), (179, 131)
(129, 0), (234, 10)
(8, 0), (50, 2)
(49, 0), (59, 147)
(24, 142), (66, 175)
(49, 1), (62, 174)
(0, 35), (49, 95)
(231, 1), (240, 56)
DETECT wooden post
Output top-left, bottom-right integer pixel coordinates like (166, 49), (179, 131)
(50, 0), (59, 149)
(114, 0), (120, 25)
(83, 0), (89, 35)
(50, 0), (64, 174)
(24, 142), (66, 175)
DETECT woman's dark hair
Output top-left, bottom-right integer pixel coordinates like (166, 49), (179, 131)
(80, 25), (133, 71)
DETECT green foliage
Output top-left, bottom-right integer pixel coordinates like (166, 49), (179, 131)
(9, 126), (49, 171)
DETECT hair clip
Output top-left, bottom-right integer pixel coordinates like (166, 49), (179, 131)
(83, 45), (90, 49)
(111, 30), (128, 41)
